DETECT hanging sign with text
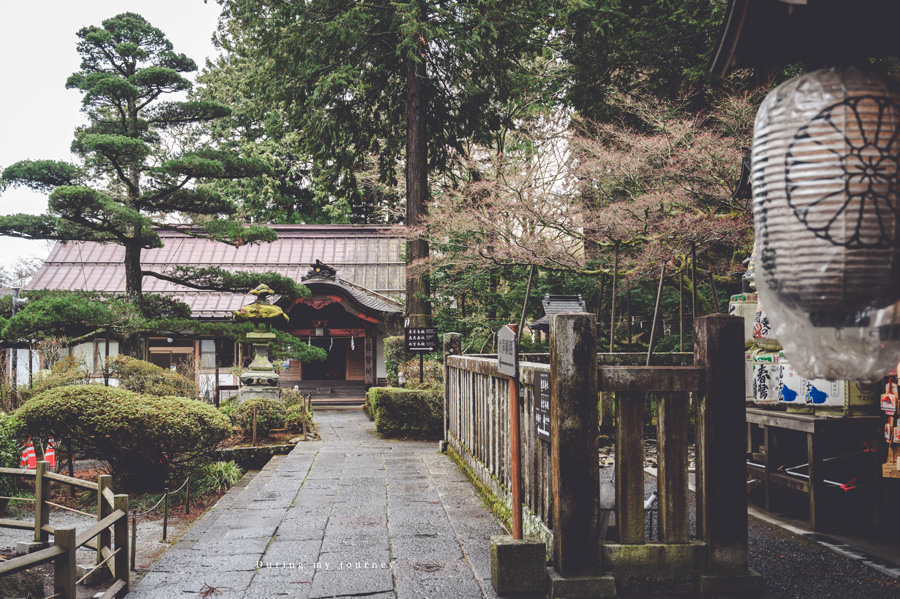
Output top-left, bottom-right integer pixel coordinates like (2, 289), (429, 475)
(405, 327), (439, 352)
(497, 325), (518, 377)
(535, 371), (551, 443)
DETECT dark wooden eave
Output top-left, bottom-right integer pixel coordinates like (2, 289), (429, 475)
(711, 0), (900, 77)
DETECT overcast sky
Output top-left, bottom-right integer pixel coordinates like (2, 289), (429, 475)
(0, 1), (223, 271)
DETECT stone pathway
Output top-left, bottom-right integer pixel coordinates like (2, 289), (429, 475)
(126, 410), (504, 599)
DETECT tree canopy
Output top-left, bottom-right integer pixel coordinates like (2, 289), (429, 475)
(0, 13), (284, 308)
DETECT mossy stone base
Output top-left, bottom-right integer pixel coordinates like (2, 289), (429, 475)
(546, 567), (617, 598)
(490, 535), (546, 595)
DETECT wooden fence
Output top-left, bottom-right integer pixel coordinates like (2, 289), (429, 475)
(445, 352), (554, 541)
(0, 461), (129, 599)
(444, 314), (761, 596)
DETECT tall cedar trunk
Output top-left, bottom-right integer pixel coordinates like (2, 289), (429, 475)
(121, 242), (144, 358)
(405, 40), (431, 327)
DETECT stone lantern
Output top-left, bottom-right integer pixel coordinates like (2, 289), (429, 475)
(234, 284), (289, 402)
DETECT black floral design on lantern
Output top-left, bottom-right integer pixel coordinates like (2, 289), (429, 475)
(785, 95), (900, 249)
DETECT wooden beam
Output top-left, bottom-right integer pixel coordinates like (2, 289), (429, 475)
(598, 366), (704, 393)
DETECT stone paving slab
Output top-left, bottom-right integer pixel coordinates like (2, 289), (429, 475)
(126, 409), (505, 598)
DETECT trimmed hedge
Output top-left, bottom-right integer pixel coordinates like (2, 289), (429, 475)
(234, 396), (286, 437)
(14, 385), (230, 490)
(110, 355), (199, 398)
(365, 387), (442, 440)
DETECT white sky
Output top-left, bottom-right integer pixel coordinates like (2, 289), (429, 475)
(0, 1), (223, 270)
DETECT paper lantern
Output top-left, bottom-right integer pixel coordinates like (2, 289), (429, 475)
(752, 67), (900, 381)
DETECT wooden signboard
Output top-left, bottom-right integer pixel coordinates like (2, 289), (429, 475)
(535, 371), (551, 443)
(497, 325), (518, 377)
(405, 327), (438, 352)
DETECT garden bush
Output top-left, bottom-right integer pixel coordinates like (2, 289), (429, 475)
(0, 412), (21, 507)
(234, 396), (286, 437)
(398, 356), (443, 390)
(14, 386), (230, 490)
(31, 354), (88, 395)
(110, 355), (198, 398)
(383, 335), (406, 386)
(193, 460), (243, 494)
(284, 404), (313, 433)
(365, 387), (442, 440)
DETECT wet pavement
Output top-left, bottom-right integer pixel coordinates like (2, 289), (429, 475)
(125, 410), (504, 598)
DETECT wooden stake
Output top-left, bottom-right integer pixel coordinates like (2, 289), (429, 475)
(646, 266), (666, 366)
(691, 243), (698, 318)
(518, 265), (536, 341)
(610, 242), (619, 352)
(679, 272), (685, 352)
(626, 288), (632, 352)
(252, 406), (258, 447)
(131, 511), (137, 571)
(162, 489), (169, 542)
(708, 263), (720, 314)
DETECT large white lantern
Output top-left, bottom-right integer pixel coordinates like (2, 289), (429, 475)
(752, 67), (900, 381)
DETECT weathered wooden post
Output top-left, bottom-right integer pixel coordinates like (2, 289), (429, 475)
(54, 526), (76, 599)
(491, 324), (546, 596)
(442, 333), (461, 453)
(547, 312), (615, 598)
(694, 314), (765, 596)
(34, 460), (50, 544)
(114, 493), (130, 592)
(98, 474), (112, 564)
(498, 324), (523, 538)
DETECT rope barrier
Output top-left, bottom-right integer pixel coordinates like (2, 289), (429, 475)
(134, 474), (191, 517)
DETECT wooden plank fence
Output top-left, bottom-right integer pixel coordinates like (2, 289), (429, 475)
(444, 314), (762, 596)
(0, 461), (129, 599)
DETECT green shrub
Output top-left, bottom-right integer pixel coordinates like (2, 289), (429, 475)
(398, 356), (443, 390)
(281, 388), (308, 407)
(110, 355), (199, 398)
(284, 404), (313, 432)
(193, 460), (242, 494)
(14, 386), (230, 490)
(234, 397), (286, 437)
(0, 412), (21, 502)
(31, 355), (88, 395)
(219, 397), (240, 426)
(383, 336), (406, 387)
(365, 387), (442, 440)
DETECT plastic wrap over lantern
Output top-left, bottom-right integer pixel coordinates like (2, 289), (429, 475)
(752, 67), (900, 381)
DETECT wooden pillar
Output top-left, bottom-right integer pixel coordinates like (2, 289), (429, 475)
(657, 392), (690, 543)
(550, 312), (600, 576)
(694, 314), (748, 572)
(616, 390), (645, 544)
(114, 494), (130, 592)
(54, 527), (76, 599)
(34, 460), (50, 543)
(98, 474), (112, 564)
(443, 333), (462, 443)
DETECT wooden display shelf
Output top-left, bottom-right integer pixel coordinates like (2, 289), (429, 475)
(746, 408), (882, 531)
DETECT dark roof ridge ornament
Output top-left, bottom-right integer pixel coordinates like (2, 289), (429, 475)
(303, 259), (338, 281)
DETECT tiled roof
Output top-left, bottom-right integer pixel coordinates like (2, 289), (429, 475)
(26, 225), (406, 319)
(528, 294), (589, 330)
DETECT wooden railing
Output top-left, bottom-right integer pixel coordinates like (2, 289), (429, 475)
(444, 314), (758, 595)
(445, 353), (553, 540)
(0, 461), (129, 599)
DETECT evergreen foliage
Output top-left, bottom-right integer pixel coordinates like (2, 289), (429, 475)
(15, 385), (231, 490)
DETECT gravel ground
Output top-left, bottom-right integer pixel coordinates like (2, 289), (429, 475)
(1, 503), (194, 598)
(599, 447), (900, 599)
